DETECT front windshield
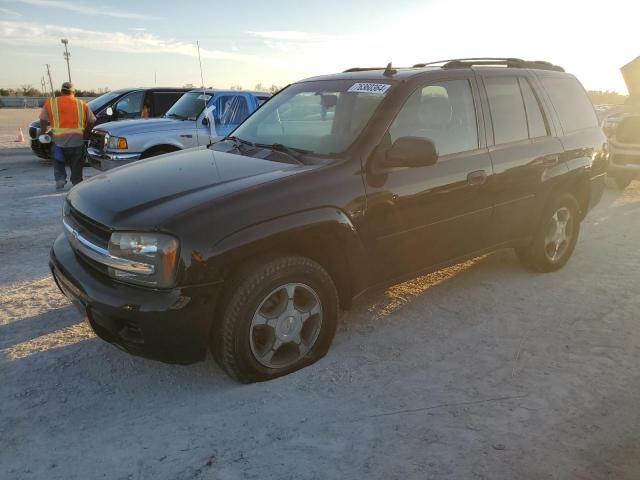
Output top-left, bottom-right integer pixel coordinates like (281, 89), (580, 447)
(87, 90), (124, 112)
(165, 91), (212, 121)
(232, 80), (393, 155)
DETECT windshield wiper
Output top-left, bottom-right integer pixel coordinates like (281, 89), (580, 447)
(254, 143), (310, 164)
(165, 113), (187, 120)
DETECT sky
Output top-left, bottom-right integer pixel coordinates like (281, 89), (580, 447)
(0, 0), (637, 94)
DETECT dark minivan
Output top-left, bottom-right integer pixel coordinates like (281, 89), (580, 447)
(50, 58), (606, 382)
(29, 87), (191, 159)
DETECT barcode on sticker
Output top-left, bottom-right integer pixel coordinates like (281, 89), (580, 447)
(347, 83), (391, 94)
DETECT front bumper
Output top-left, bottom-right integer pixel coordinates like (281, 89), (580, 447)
(49, 234), (221, 364)
(87, 147), (141, 171)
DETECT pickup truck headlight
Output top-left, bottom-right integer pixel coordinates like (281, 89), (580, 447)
(107, 232), (179, 288)
(106, 136), (128, 150)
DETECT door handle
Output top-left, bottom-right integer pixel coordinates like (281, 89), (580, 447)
(467, 170), (487, 186)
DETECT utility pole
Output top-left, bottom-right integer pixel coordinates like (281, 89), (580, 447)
(40, 76), (46, 96)
(61, 38), (71, 83)
(45, 64), (54, 97)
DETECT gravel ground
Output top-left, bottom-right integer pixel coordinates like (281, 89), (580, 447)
(0, 108), (38, 150)
(1, 150), (640, 480)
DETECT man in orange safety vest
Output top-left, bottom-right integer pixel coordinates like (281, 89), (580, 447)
(40, 82), (96, 189)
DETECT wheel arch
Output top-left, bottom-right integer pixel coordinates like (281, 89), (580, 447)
(211, 208), (368, 311)
(140, 143), (181, 159)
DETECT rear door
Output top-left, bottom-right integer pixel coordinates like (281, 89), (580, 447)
(477, 70), (565, 245)
(364, 74), (494, 283)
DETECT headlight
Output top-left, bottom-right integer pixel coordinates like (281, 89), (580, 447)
(107, 232), (179, 288)
(106, 136), (128, 150)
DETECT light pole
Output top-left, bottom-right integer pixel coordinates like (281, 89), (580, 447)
(61, 38), (71, 83)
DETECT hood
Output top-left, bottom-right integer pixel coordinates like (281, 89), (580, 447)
(68, 147), (308, 229)
(95, 118), (188, 136)
(622, 56), (640, 100)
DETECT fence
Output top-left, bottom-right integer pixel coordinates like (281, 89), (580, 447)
(0, 96), (96, 108)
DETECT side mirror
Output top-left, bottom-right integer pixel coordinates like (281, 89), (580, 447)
(202, 117), (209, 126)
(386, 136), (438, 168)
(106, 107), (114, 117)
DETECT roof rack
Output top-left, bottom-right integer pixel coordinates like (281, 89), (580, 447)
(343, 63), (398, 77)
(412, 57), (565, 72)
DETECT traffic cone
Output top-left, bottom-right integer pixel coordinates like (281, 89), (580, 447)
(16, 128), (25, 143)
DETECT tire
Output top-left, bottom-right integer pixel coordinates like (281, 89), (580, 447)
(213, 255), (339, 383)
(613, 173), (633, 190)
(516, 193), (581, 273)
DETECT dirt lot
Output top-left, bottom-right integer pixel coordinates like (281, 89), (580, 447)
(1, 148), (640, 479)
(0, 108), (38, 150)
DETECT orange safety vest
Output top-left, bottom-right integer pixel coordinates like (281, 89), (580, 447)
(44, 95), (87, 138)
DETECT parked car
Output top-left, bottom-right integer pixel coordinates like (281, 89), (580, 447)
(50, 58), (606, 383)
(601, 56), (640, 189)
(28, 87), (191, 159)
(87, 89), (270, 170)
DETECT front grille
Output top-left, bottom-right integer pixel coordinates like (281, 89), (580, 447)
(29, 126), (38, 139)
(613, 154), (640, 166)
(616, 117), (640, 144)
(89, 130), (106, 152)
(68, 207), (111, 246)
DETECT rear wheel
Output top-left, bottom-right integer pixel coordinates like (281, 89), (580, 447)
(516, 193), (580, 272)
(213, 255), (339, 383)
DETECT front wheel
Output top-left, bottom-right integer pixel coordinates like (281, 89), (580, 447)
(213, 255), (339, 383)
(516, 193), (580, 273)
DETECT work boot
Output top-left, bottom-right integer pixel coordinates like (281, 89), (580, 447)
(55, 179), (67, 190)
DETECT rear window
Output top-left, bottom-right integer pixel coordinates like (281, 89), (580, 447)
(541, 76), (598, 133)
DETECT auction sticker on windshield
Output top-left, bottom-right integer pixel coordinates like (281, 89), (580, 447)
(347, 83), (392, 94)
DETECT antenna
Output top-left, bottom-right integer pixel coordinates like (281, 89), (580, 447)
(196, 41), (213, 146)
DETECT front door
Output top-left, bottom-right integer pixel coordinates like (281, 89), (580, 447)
(364, 76), (494, 284)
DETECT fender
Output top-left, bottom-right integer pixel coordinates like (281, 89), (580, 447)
(188, 207), (369, 308)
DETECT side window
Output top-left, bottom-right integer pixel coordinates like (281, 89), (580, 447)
(541, 76), (598, 133)
(519, 78), (548, 138)
(152, 92), (184, 117)
(389, 79), (478, 157)
(217, 95), (250, 126)
(113, 90), (145, 119)
(485, 77), (528, 145)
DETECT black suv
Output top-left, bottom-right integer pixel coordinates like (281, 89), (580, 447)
(28, 87), (191, 159)
(50, 58), (607, 382)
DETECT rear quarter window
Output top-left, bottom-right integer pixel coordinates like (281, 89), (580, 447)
(541, 76), (598, 133)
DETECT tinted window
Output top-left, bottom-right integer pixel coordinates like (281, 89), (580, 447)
(519, 78), (548, 138)
(389, 79), (478, 156)
(485, 77), (528, 144)
(541, 76), (598, 133)
(152, 92), (184, 117)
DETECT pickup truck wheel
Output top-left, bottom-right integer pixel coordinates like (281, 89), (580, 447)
(213, 255), (339, 383)
(516, 193), (580, 273)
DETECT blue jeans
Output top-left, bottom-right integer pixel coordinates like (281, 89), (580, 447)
(53, 146), (85, 185)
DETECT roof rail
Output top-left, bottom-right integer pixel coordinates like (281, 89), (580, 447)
(343, 67), (387, 73)
(412, 58), (565, 72)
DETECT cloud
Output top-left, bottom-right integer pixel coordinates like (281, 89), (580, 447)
(0, 21), (255, 63)
(0, 7), (22, 18)
(6, 0), (155, 20)
(247, 31), (338, 43)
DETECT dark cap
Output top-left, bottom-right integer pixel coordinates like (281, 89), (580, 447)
(61, 82), (75, 92)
